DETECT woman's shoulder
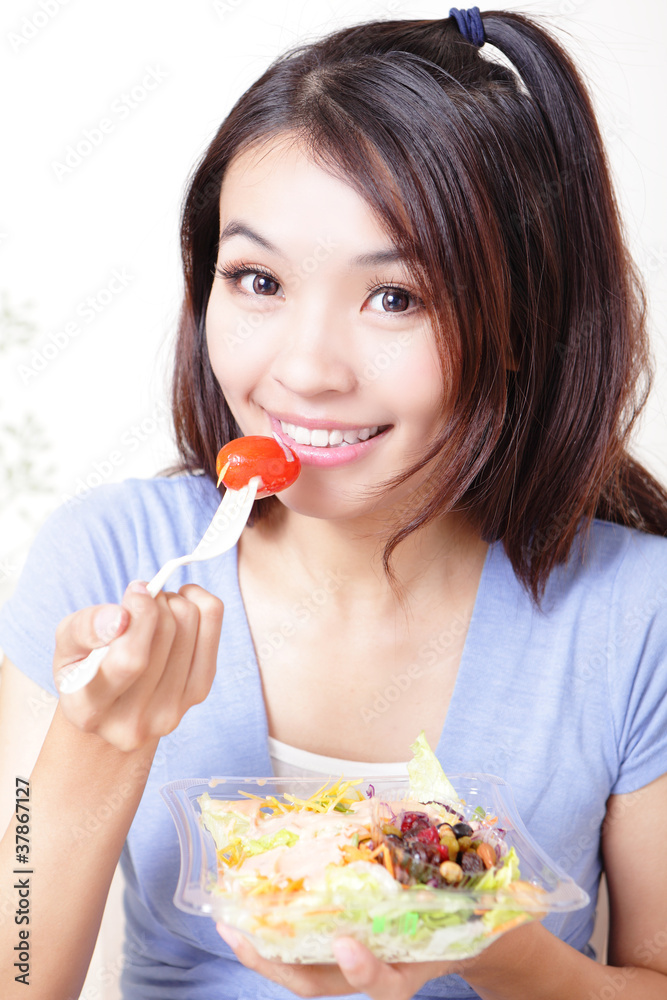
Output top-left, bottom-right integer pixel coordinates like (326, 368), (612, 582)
(517, 518), (667, 628)
(61, 471), (219, 517)
(47, 472), (220, 544)
(9, 472), (222, 601)
(534, 518), (667, 651)
(582, 518), (667, 592)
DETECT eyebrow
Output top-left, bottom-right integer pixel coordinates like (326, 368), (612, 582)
(217, 220), (407, 269)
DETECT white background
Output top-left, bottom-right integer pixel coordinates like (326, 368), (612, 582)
(0, 1), (664, 994)
(1, 0), (666, 602)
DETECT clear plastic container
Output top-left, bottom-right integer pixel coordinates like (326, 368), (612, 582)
(160, 773), (588, 963)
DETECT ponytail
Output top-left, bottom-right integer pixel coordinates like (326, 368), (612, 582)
(470, 11), (667, 588)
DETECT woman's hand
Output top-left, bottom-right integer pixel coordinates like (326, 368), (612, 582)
(216, 918), (550, 999)
(54, 580), (224, 751)
(217, 925), (458, 999)
(216, 924), (516, 1000)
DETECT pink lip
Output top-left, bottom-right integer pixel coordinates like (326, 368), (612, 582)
(269, 416), (391, 468)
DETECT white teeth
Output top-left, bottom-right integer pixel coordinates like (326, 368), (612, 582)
(310, 428), (329, 447)
(279, 420), (383, 448)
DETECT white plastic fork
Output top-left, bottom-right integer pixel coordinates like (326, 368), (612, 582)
(56, 477), (260, 695)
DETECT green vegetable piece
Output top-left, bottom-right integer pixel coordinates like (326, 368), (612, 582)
(407, 732), (460, 807)
(372, 915), (386, 933)
(399, 911), (419, 936)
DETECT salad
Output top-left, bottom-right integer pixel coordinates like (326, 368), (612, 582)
(195, 734), (555, 963)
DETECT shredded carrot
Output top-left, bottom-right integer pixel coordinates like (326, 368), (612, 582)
(381, 843), (395, 879)
(304, 906), (344, 916)
(238, 777), (364, 816)
(339, 840), (384, 865)
(487, 913), (530, 936)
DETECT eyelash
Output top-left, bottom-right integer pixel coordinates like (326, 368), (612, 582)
(213, 261), (423, 314)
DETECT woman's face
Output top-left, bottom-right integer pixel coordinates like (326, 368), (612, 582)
(205, 137), (445, 519)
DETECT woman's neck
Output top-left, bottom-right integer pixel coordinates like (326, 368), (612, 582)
(242, 500), (488, 619)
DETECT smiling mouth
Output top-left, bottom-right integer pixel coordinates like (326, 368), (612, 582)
(278, 420), (391, 448)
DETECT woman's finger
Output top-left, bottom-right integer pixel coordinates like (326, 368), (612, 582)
(178, 584), (224, 707)
(332, 938), (434, 998)
(90, 581), (165, 699)
(216, 925), (346, 995)
(54, 602), (129, 667)
(143, 591), (201, 732)
(216, 926), (449, 999)
(55, 581), (161, 719)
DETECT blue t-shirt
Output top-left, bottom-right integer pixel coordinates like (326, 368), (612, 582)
(1, 474), (666, 1000)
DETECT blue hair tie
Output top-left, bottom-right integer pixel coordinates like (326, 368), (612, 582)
(449, 6), (485, 47)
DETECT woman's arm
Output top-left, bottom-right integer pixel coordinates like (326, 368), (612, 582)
(0, 580), (223, 999)
(458, 772), (667, 1000)
(0, 663), (157, 999)
(219, 772), (667, 999)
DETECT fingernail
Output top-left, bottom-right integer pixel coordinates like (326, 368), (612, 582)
(334, 938), (362, 970)
(93, 605), (124, 642)
(128, 580), (149, 594)
(217, 924), (242, 949)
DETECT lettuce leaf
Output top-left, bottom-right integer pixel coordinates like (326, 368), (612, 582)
(244, 828), (299, 855)
(481, 905), (526, 932)
(199, 793), (251, 848)
(407, 731), (461, 806)
(324, 860), (400, 898)
(468, 847), (520, 891)
(199, 795), (300, 856)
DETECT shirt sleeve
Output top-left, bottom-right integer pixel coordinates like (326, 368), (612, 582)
(0, 485), (138, 697)
(607, 530), (667, 795)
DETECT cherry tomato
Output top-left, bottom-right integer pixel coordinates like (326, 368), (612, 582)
(215, 435), (301, 499)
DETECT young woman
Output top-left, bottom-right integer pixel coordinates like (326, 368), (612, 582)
(1, 8), (666, 1000)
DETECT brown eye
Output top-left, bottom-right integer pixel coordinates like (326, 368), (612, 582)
(368, 287), (412, 313)
(242, 273), (279, 295)
(381, 290), (409, 312)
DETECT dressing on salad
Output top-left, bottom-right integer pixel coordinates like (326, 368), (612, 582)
(197, 734), (547, 962)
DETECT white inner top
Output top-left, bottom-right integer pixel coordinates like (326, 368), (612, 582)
(268, 735), (410, 778)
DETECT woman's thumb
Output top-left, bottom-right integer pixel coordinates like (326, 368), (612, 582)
(55, 603), (129, 664)
(93, 604), (127, 644)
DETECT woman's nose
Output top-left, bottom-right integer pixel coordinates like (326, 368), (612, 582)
(270, 316), (357, 398)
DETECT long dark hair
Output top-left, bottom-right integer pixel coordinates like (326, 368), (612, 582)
(171, 9), (667, 602)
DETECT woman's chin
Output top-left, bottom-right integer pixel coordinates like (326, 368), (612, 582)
(269, 482), (384, 523)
